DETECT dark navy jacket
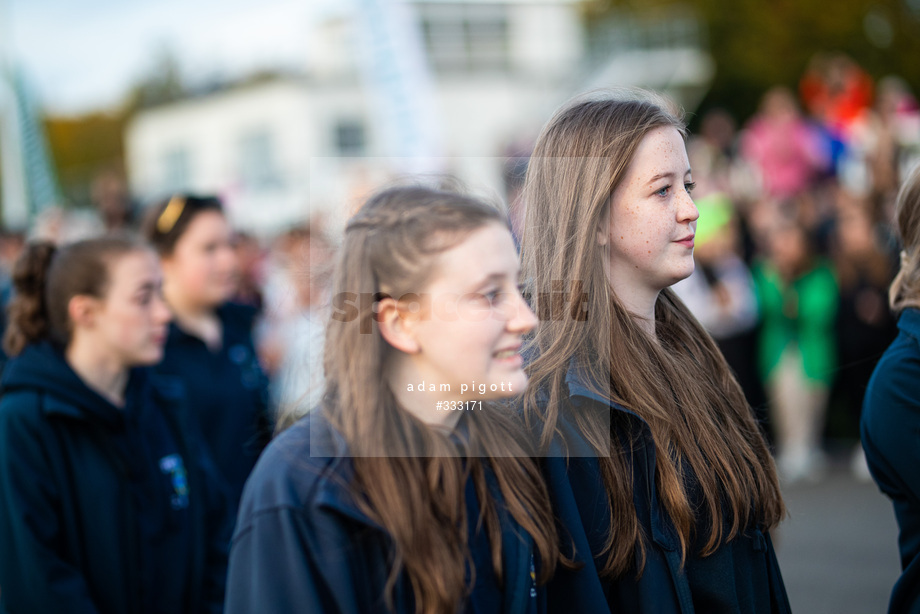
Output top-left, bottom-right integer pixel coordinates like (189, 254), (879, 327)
(862, 307), (920, 613)
(0, 342), (229, 614)
(157, 302), (272, 512)
(226, 412), (545, 614)
(540, 361), (790, 614)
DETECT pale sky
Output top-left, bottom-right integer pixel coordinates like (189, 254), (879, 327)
(3, 0), (345, 114)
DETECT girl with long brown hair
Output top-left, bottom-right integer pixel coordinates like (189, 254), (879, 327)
(521, 91), (789, 613)
(225, 185), (562, 614)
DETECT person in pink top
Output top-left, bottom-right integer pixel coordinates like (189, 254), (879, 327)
(741, 86), (830, 201)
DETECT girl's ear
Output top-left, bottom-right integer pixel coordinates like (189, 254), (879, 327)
(377, 297), (421, 354)
(596, 197), (613, 246)
(68, 295), (100, 330)
(596, 213), (610, 246)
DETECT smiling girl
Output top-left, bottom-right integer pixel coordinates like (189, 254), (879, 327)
(521, 92), (789, 613)
(225, 186), (562, 614)
(0, 238), (228, 614)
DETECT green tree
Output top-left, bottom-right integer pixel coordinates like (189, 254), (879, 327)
(39, 46), (188, 207)
(584, 0), (920, 124)
(122, 46), (187, 115)
(43, 112), (126, 207)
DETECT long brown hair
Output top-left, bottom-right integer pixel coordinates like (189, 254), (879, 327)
(321, 185), (560, 614)
(520, 91), (785, 577)
(890, 163), (920, 312)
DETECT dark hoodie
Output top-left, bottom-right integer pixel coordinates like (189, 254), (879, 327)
(226, 412), (545, 614)
(157, 302), (271, 516)
(862, 308), (920, 613)
(0, 341), (229, 614)
(536, 359), (790, 614)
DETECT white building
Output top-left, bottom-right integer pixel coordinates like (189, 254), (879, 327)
(125, 0), (711, 235)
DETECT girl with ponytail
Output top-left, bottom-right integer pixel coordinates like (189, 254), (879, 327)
(862, 162), (920, 613)
(0, 238), (229, 614)
(226, 185), (562, 614)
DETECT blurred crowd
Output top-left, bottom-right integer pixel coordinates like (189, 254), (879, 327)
(0, 53), (916, 490)
(0, 190), (336, 432)
(670, 53), (920, 484)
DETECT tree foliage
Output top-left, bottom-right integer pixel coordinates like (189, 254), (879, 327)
(37, 46), (186, 207)
(42, 112), (126, 207)
(584, 0), (920, 124)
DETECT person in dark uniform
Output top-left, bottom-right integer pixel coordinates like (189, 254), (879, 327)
(142, 195), (272, 517)
(520, 92), (790, 613)
(0, 238), (228, 614)
(862, 163), (920, 613)
(225, 186), (564, 614)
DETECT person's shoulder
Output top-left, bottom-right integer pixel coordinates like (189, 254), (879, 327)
(239, 413), (347, 517)
(869, 328), (920, 383)
(880, 311), (920, 363)
(0, 386), (43, 427)
(0, 348), (52, 422)
(0, 386), (52, 465)
(896, 309), (920, 345)
(863, 328), (920, 424)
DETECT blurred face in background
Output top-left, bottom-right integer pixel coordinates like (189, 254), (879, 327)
(160, 210), (239, 310)
(766, 220), (811, 281)
(761, 87), (800, 122)
(693, 221), (737, 265)
(836, 200), (876, 257)
(85, 250), (172, 367)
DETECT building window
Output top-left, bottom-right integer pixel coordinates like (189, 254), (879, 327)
(239, 128), (281, 190)
(335, 120), (366, 156)
(162, 146), (190, 194)
(420, 4), (509, 73)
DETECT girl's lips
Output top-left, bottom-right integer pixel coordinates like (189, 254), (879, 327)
(494, 353), (524, 367)
(675, 235), (695, 248)
(493, 346), (524, 366)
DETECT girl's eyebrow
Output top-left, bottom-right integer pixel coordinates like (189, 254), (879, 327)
(134, 280), (159, 294)
(471, 272), (506, 287)
(470, 269), (519, 289)
(647, 168), (693, 185)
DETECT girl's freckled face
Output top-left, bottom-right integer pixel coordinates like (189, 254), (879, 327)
(601, 126), (700, 297)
